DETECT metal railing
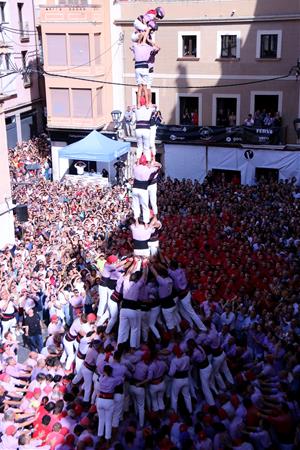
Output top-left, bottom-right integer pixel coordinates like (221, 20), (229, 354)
(20, 22), (30, 41)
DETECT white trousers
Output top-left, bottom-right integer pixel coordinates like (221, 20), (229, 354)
(82, 364), (94, 402)
(149, 125), (157, 153)
(212, 352), (234, 390)
(129, 385), (145, 427)
(171, 377), (192, 413)
(105, 298), (119, 334)
(117, 308), (139, 348)
(133, 248), (151, 258)
(96, 397), (114, 439)
(199, 364), (215, 405)
(149, 381), (165, 412)
(178, 292), (207, 331)
(132, 187), (150, 223)
(97, 285), (109, 319)
(62, 337), (75, 370)
(1, 318), (17, 338)
(148, 306), (161, 339)
(112, 392), (124, 428)
(98, 287), (113, 325)
(135, 128), (151, 162)
(72, 365), (83, 384)
(161, 305), (177, 330)
(147, 183), (158, 215)
(75, 355), (85, 374)
(148, 241), (159, 257)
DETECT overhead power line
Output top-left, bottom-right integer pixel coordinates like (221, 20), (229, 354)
(39, 68), (293, 90)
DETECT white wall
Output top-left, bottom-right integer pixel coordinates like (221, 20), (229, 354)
(164, 144), (300, 185)
(0, 201), (15, 248)
(164, 144), (207, 181)
(51, 142), (66, 181)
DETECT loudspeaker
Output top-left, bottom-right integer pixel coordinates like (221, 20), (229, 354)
(15, 205), (29, 223)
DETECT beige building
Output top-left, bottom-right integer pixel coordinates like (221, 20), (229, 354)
(115, 0), (300, 144)
(39, 0), (124, 166)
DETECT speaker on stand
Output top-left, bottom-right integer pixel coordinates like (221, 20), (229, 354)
(14, 205), (29, 223)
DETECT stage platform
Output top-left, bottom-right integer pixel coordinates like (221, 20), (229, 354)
(63, 173), (110, 187)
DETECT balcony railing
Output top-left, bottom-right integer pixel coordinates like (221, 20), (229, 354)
(58, 0), (89, 5)
(20, 22), (30, 42)
(156, 124), (287, 145)
(0, 72), (17, 100)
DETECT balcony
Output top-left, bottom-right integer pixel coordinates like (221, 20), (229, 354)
(0, 72), (17, 101)
(20, 22), (30, 43)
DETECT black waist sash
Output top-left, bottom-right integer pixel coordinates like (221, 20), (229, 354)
(84, 361), (96, 372)
(136, 120), (150, 130)
(133, 179), (148, 189)
(77, 350), (86, 360)
(122, 299), (140, 310)
(173, 370), (189, 379)
(65, 332), (77, 342)
(133, 239), (149, 250)
(195, 358), (209, 369)
(211, 347), (223, 357)
(135, 61), (149, 69)
(161, 294), (175, 309)
(1, 311), (16, 321)
(115, 384), (124, 394)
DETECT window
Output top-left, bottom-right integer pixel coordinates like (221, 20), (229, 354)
(17, 3), (24, 33)
(69, 34), (90, 66)
(212, 94), (240, 126)
(178, 32), (200, 59)
(217, 32), (240, 59)
(94, 34), (101, 65)
(221, 35), (236, 57)
(256, 30), (282, 59)
(96, 88), (102, 116)
(21, 51), (30, 85)
(72, 89), (92, 118)
(0, 2), (5, 22)
(50, 88), (70, 117)
(132, 88), (159, 108)
(46, 34), (67, 66)
(250, 91), (283, 121)
(260, 35), (277, 58)
(5, 54), (11, 70)
(176, 94), (202, 126)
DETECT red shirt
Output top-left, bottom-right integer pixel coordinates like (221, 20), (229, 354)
(45, 431), (65, 450)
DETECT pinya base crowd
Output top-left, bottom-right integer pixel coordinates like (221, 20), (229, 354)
(0, 135), (299, 450)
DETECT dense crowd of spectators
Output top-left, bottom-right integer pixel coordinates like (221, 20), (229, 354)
(0, 139), (300, 450)
(9, 135), (52, 184)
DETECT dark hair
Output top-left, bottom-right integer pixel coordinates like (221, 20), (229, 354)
(42, 414), (51, 425)
(103, 365), (113, 376)
(53, 375), (62, 383)
(45, 401), (56, 412)
(54, 399), (64, 414)
(63, 393), (75, 403)
(18, 434), (27, 445)
(129, 271), (142, 282)
(37, 373), (46, 382)
(169, 260), (179, 270)
(74, 425), (84, 435)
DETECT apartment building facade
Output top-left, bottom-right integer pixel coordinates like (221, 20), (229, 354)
(39, 0), (123, 165)
(0, 0), (44, 148)
(115, 0), (300, 144)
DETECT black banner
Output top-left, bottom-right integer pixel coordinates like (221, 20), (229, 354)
(156, 125), (284, 145)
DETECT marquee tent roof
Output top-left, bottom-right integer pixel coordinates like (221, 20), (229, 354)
(58, 130), (130, 162)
